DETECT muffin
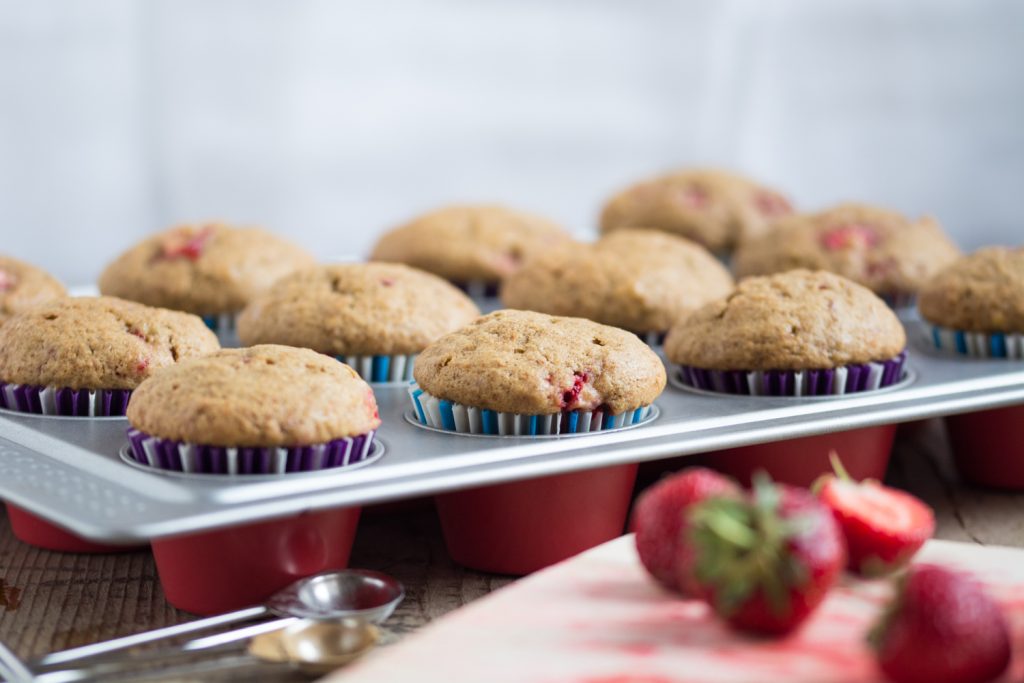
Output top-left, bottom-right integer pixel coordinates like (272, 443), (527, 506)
(0, 296), (219, 416)
(126, 345), (381, 474)
(733, 203), (961, 306)
(410, 309), (666, 435)
(370, 205), (569, 297)
(237, 263), (481, 382)
(501, 229), (733, 342)
(98, 222), (316, 339)
(599, 169), (794, 254)
(0, 255), (67, 323)
(918, 247), (1024, 358)
(665, 270), (907, 396)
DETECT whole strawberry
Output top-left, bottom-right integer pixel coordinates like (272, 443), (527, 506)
(871, 564), (1010, 683)
(686, 476), (846, 635)
(632, 468), (739, 593)
(815, 453), (934, 576)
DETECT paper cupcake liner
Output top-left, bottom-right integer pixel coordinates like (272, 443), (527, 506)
(125, 428), (377, 475)
(452, 280), (501, 300)
(0, 383), (131, 416)
(636, 331), (667, 347)
(408, 383), (652, 436)
(200, 312), (238, 335)
(335, 354), (416, 383)
(927, 324), (1024, 359)
(675, 351), (907, 397)
(879, 292), (916, 309)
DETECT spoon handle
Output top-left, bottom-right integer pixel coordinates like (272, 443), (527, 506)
(0, 641), (34, 683)
(36, 605), (269, 667)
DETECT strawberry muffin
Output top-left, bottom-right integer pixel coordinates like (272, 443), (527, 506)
(126, 344), (380, 473)
(918, 246), (1024, 358)
(124, 344), (381, 615)
(734, 203), (961, 306)
(0, 296), (219, 416)
(99, 222), (315, 340)
(665, 270), (907, 396)
(599, 169), (794, 254)
(237, 263), (480, 382)
(410, 309), (665, 435)
(0, 255), (66, 323)
(370, 205), (569, 298)
(501, 229), (733, 343)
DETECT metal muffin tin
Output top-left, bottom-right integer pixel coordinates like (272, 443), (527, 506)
(1, 317), (1023, 543)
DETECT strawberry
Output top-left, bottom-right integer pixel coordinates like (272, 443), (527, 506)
(871, 564), (1010, 683)
(686, 476), (846, 635)
(815, 453), (934, 576)
(632, 468), (739, 593)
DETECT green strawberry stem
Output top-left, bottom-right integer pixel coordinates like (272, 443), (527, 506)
(689, 472), (809, 618)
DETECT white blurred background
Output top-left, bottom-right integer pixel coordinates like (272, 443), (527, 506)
(1, 0), (1021, 284)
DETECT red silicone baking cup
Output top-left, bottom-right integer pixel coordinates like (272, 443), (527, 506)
(673, 425), (898, 488)
(152, 507), (362, 615)
(945, 405), (1024, 490)
(129, 430), (379, 614)
(435, 463), (638, 576)
(5, 504), (137, 553)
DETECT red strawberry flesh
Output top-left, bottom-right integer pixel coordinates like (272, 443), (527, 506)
(816, 457), (934, 576)
(0, 269), (14, 292)
(872, 564), (1010, 683)
(688, 480), (846, 636)
(160, 225), (215, 261)
(820, 223), (880, 251)
(632, 468), (739, 594)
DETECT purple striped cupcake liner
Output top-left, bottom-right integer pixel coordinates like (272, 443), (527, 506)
(0, 382), (131, 417)
(674, 350), (908, 397)
(124, 428), (378, 475)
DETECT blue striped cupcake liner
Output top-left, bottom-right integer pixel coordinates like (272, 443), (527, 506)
(674, 351), (907, 397)
(408, 382), (652, 436)
(125, 428), (378, 475)
(926, 324), (1024, 360)
(200, 312), (239, 345)
(0, 383), (131, 417)
(335, 354), (417, 383)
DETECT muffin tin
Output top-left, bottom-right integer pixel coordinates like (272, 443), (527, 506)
(0, 315), (1022, 546)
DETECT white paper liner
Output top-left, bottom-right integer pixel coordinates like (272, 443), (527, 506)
(335, 354), (417, 383)
(926, 324), (1024, 359)
(408, 383), (651, 436)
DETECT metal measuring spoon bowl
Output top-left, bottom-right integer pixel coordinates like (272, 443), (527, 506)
(249, 621), (379, 675)
(266, 569), (405, 623)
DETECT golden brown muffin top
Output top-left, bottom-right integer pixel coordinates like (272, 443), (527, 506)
(238, 263), (481, 355)
(733, 203), (961, 297)
(599, 169), (794, 253)
(0, 296), (219, 390)
(127, 345), (381, 447)
(414, 309), (666, 415)
(918, 247), (1024, 333)
(0, 255), (67, 323)
(370, 205), (570, 283)
(664, 270), (906, 371)
(501, 229), (734, 333)
(99, 222), (316, 316)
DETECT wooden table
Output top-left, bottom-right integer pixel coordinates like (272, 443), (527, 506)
(1, 418), (1022, 680)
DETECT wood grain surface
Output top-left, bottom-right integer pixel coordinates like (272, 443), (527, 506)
(0, 418), (1021, 681)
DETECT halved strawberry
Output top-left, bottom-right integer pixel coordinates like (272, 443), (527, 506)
(686, 475), (846, 635)
(815, 453), (934, 576)
(870, 564), (1010, 683)
(632, 468), (739, 594)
